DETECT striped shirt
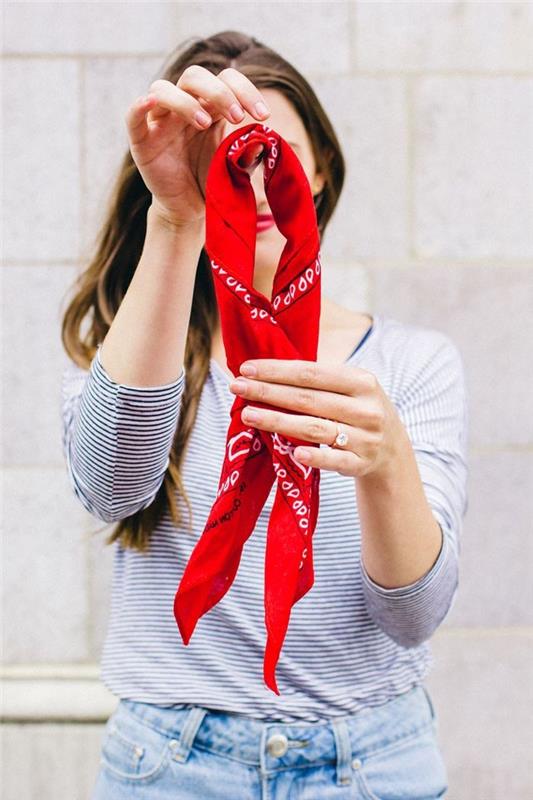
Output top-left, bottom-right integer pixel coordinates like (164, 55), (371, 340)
(60, 312), (468, 723)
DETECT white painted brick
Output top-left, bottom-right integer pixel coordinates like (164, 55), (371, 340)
(2, 723), (105, 800)
(174, 2), (351, 76)
(87, 530), (114, 660)
(370, 264), (533, 447)
(320, 262), (370, 316)
(355, 2), (533, 72)
(2, 467), (92, 662)
(428, 631), (533, 799)
(3, 265), (80, 465)
(3, 1), (180, 55)
(414, 77), (533, 259)
(3, 59), (80, 261)
(312, 74), (409, 260)
(447, 452), (533, 627)
(1, 667), (117, 720)
(82, 57), (161, 253)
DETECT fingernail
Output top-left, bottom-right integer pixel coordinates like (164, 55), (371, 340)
(195, 110), (211, 127)
(295, 448), (311, 460)
(243, 407), (260, 421)
(254, 101), (269, 118)
(240, 363), (257, 377)
(231, 378), (248, 392)
(229, 103), (245, 122)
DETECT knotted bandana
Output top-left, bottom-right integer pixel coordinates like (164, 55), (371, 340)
(173, 122), (322, 695)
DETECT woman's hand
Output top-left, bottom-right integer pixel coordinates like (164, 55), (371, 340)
(229, 359), (407, 480)
(124, 66), (271, 226)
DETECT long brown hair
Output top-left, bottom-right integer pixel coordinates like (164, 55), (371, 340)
(61, 30), (346, 552)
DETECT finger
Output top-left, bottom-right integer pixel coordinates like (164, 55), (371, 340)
(241, 405), (374, 466)
(177, 64), (270, 125)
(230, 375), (383, 430)
(176, 65), (248, 124)
(240, 404), (367, 476)
(215, 67), (271, 121)
(241, 406), (339, 446)
(146, 78), (215, 129)
(292, 443), (365, 477)
(239, 359), (380, 397)
(229, 378), (356, 425)
(124, 94), (159, 144)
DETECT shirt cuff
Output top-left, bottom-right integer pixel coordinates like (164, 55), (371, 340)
(95, 343), (185, 393)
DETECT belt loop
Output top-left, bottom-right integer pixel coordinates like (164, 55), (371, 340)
(331, 717), (353, 787)
(170, 706), (209, 763)
(259, 722), (269, 778)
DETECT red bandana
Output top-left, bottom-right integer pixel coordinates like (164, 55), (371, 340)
(173, 122), (322, 695)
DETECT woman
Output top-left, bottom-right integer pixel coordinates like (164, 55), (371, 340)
(61, 30), (467, 799)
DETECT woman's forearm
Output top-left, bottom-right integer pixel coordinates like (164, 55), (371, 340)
(99, 204), (205, 387)
(355, 420), (443, 590)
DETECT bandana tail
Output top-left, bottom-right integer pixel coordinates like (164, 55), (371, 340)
(173, 418), (275, 645)
(263, 463), (321, 695)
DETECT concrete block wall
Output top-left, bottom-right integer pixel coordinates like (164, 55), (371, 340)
(2, 3), (532, 798)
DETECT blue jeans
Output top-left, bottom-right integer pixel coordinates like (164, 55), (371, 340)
(90, 683), (448, 799)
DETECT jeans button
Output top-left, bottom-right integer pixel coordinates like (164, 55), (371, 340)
(352, 757), (362, 769)
(266, 733), (289, 757)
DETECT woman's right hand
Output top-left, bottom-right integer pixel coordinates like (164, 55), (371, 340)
(124, 66), (271, 227)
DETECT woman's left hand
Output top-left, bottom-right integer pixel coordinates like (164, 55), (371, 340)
(229, 359), (406, 480)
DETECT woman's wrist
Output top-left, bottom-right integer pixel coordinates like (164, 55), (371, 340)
(147, 201), (205, 235)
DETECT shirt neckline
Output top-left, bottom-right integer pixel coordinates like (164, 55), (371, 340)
(209, 313), (382, 384)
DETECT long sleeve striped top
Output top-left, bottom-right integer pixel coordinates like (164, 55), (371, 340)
(60, 312), (469, 723)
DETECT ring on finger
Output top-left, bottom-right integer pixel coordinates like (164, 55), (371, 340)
(328, 420), (349, 449)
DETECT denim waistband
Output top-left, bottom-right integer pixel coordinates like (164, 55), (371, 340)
(116, 683), (435, 788)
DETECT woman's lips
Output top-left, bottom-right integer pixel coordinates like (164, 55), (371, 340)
(257, 214), (275, 232)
